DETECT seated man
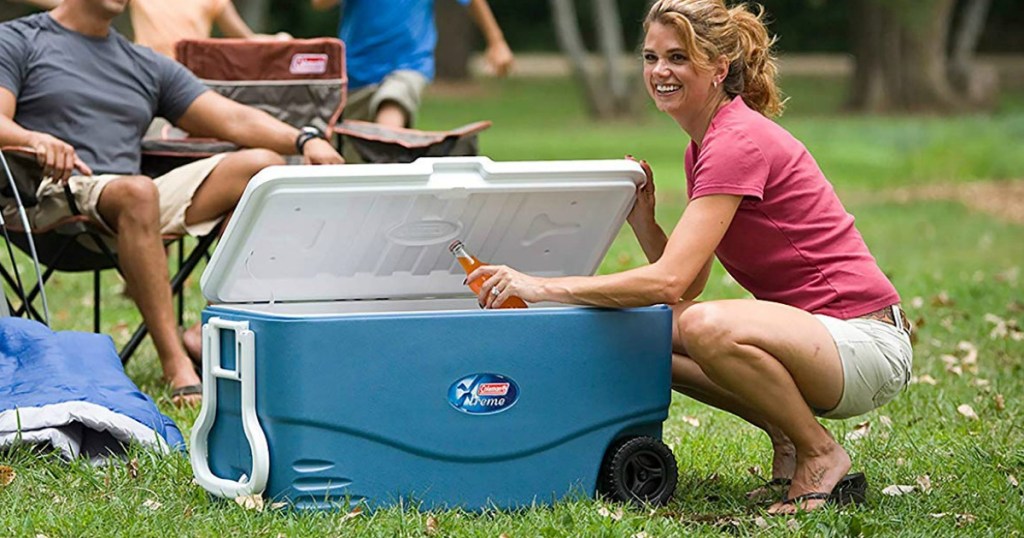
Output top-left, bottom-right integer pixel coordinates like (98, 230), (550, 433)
(0, 0), (344, 406)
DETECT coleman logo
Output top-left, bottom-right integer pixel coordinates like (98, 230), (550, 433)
(448, 374), (519, 415)
(290, 53), (328, 75)
(477, 383), (509, 396)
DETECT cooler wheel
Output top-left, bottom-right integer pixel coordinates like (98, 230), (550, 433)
(598, 436), (678, 506)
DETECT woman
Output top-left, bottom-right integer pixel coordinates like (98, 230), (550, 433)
(468, 0), (912, 514)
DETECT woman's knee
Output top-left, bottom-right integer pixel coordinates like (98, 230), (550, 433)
(676, 303), (736, 360)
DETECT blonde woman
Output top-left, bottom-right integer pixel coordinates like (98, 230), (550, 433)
(467, 0), (912, 514)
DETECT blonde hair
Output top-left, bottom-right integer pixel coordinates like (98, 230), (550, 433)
(645, 0), (783, 117)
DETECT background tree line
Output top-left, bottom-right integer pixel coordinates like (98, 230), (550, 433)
(2, 0), (1021, 116)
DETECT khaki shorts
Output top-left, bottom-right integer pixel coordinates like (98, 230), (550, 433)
(4, 154), (227, 245)
(345, 69), (428, 126)
(815, 311), (913, 419)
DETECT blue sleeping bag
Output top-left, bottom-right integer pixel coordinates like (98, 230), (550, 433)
(0, 317), (184, 461)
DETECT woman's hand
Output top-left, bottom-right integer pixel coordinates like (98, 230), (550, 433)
(626, 155), (655, 226)
(467, 264), (546, 309)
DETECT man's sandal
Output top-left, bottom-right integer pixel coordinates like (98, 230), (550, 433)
(781, 472), (868, 509)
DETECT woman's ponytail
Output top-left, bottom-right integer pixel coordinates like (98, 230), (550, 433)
(726, 4), (783, 117)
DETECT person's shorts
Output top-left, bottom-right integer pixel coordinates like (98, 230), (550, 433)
(4, 154), (227, 243)
(814, 309), (913, 419)
(345, 70), (429, 127)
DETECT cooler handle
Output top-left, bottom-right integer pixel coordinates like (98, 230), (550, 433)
(190, 317), (270, 499)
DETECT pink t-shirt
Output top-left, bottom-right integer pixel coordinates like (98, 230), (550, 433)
(685, 97), (899, 319)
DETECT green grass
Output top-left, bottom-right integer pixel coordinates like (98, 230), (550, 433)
(1, 76), (1023, 536)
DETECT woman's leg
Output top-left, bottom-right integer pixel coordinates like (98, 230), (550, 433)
(670, 303), (797, 488)
(673, 299), (849, 514)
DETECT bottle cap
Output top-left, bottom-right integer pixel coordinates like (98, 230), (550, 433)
(448, 240), (464, 253)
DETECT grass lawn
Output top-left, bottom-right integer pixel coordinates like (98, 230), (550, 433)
(1, 75), (1023, 536)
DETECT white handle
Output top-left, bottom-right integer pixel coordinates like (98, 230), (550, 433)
(190, 317), (269, 499)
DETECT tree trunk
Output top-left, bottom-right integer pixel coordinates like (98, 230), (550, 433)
(435, 0), (472, 80)
(234, 0), (269, 33)
(848, 0), (996, 113)
(550, 0), (640, 119)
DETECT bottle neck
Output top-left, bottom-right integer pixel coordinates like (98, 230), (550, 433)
(451, 243), (472, 261)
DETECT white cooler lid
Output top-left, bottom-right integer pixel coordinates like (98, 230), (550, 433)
(201, 156), (645, 304)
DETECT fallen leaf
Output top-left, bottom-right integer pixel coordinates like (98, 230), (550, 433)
(916, 475), (932, 493)
(931, 292), (954, 307)
(127, 458), (139, 479)
(631, 532), (651, 538)
(786, 519), (799, 531)
(269, 502), (288, 511)
(597, 506), (624, 521)
(747, 465), (762, 477)
(499, 534), (512, 538)
(681, 416), (700, 428)
(1009, 475), (1019, 488)
(882, 484), (916, 496)
(956, 341), (978, 371)
(994, 267), (1019, 283)
(141, 499), (162, 511)
(846, 420), (871, 441)
(879, 415), (893, 428)
(425, 515), (440, 535)
(0, 465), (15, 487)
(52, 496), (65, 505)
(911, 296), (924, 309)
(957, 404), (979, 420)
(340, 506), (362, 522)
(971, 378), (990, 388)
(234, 494), (264, 512)
(914, 375), (938, 386)
(995, 394), (1005, 411)
(753, 516), (768, 528)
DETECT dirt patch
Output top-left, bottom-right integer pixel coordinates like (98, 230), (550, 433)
(850, 180), (1024, 224)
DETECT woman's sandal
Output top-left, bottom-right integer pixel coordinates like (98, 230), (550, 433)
(781, 472), (868, 510)
(747, 477), (792, 504)
(171, 383), (203, 407)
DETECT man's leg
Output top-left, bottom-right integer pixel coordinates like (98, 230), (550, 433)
(374, 101), (408, 128)
(94, 176), (200, 405)
(369, 70), (427, 128)
(180, 149), (286, 359)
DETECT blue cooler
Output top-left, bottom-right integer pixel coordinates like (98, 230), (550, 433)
(190, 157), (676, 510)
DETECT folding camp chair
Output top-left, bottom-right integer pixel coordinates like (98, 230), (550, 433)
(0, 147), (219, 364)
(169, 37), (491, 164)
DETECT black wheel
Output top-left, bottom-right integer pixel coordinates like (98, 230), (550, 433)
(598, 436), (677, 506)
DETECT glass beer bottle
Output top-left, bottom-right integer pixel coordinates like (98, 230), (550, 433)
(449, 240), (528, 309)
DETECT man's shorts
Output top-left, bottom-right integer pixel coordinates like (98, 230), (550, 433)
(3, 154), (228, 243)
(815, 311), (913, 419)
(345, 69), (429, 126)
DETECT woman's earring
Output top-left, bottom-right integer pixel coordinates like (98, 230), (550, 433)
(713, 80), (719, 88)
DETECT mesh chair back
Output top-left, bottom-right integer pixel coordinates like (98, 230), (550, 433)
(175, 38), (347, 136)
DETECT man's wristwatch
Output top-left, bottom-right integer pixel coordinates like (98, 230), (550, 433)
(295, 125), (326, 154)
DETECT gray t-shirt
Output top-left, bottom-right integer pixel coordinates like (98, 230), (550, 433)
(0, 13), (208, 175)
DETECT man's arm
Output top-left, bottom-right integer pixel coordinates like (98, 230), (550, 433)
(0, 87), (91, 182)
(174, 91), (343, 164)
(310, 0), (340, 11)
(466, 0), (513, 77)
